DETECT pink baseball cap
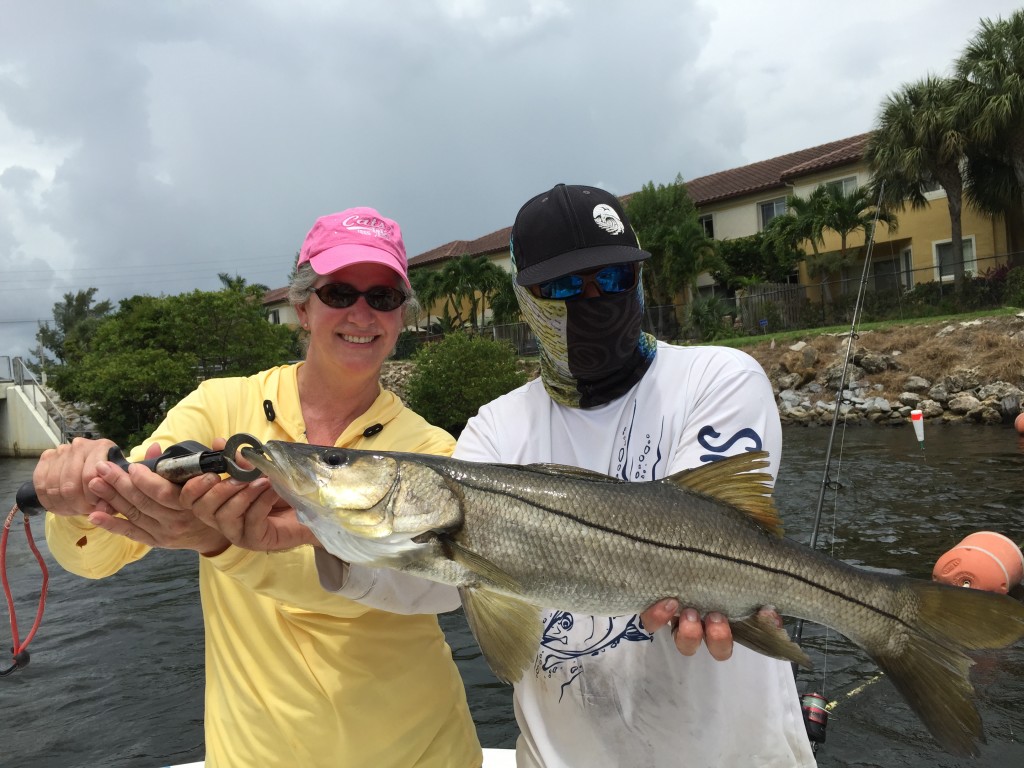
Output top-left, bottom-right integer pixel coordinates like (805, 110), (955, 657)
(297, 207), (410, 288)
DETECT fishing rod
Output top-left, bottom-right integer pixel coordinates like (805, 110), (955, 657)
(793, 183), (886, 750)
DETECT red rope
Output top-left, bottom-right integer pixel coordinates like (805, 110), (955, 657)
(2, 504), (49, 666)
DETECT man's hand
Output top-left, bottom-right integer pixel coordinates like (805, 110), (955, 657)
(640, 600), (783, 662)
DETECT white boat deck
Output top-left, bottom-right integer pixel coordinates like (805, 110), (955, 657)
(168, 747), (515, 767)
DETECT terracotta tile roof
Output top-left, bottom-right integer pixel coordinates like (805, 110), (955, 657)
(406, 133), (871, 267)
(687, 133), (870, 205)
(407, 227), (513, 270)
(262, 286), (289, 306)
(780, 134), (870, 180)
(407, 239), (470, 268)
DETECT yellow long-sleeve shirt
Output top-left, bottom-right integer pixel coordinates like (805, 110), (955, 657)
(46, 364), (482, 768)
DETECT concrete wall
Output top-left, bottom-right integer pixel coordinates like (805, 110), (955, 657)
(0, 383), (61, 457)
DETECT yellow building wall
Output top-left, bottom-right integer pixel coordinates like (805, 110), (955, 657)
(699, 158), (1011, 299)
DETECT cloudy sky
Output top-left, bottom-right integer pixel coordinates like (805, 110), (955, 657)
(1, 0), (1021, 359)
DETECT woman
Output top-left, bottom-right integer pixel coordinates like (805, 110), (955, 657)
(35, 208), (482, 767)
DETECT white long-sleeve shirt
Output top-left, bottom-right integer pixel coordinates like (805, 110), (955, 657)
(454, 341), (816, 768)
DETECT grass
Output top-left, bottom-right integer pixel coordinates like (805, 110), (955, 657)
(712, 306), (1024, 351)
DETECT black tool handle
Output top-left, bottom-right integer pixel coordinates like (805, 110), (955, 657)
(14, 440), (217, 517)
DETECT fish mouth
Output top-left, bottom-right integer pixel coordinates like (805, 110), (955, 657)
(240, 441), (323, 498)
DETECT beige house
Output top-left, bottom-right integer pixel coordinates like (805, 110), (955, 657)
(268, 134), (1022, 324)
(688, 133), (1022, 301)
(261, 286), (299, 329)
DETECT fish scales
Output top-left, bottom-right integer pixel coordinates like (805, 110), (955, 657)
(436, 459), (906, 646)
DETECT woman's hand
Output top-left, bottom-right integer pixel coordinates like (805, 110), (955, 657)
(85, 442), (231, 554)
(32, 437), (120, 517)
(185, 438), (320, 553)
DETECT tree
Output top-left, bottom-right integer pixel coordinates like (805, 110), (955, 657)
(488, 271), (523, 325)
(35, 288), (114, 370)
(436, 255), (508, 329)
(762, 187), (831, 297)
(866, 76), (970, 293)
(713, 231), (802, 292)
(50, 288), (300, 446)
(955, 11), (1024, 206)
(626, 175), (719, 308)
(409, 268), (446, 331)
(218, 272), (270, 299)
(819, 184), (897, 287)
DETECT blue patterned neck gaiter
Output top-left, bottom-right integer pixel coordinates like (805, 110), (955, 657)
(515, 278), (657, 408)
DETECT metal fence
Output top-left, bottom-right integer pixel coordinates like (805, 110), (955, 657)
(10, 356), (68, 443)
(394, 251), (1024, 352)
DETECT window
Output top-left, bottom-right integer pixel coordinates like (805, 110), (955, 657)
(698, 213), (714, 239)
(267, 309), (280, 324)
(901, 247), (914, 289)
(934, 237), (976, 281)
(759, 197), (787, 230)
(824, 176), (857, 197)
(873, 248), (913, 293)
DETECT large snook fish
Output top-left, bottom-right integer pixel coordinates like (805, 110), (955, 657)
(241, 441), (1024, 757)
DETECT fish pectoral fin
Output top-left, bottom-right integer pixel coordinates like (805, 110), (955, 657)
(459, 587), (541, 684)
(445, 539), (522, 593)
(730, 613), (812, 669)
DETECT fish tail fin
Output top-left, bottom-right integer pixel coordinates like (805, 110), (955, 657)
(869, 580), (1024, 757)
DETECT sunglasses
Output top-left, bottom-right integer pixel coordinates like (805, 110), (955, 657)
(535, 263), (637, 300)
(313, 283), (408, 312)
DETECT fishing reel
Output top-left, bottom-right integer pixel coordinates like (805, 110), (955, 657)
(800, 691), (829, 747)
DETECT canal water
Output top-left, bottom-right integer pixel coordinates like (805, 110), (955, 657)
(2, 424), (1023, 766)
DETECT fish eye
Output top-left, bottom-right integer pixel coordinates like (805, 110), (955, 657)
(324, 451), (346, 467)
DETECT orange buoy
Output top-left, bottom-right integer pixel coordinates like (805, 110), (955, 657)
(932, 531), (1024, 594)
(1015, 411), (1024, 435)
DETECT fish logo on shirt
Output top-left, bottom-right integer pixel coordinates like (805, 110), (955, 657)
(538, 611), (651, 700)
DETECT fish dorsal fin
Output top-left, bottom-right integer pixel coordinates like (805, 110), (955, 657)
(662, 451), (783, 537)
(514, 463), (621, 483)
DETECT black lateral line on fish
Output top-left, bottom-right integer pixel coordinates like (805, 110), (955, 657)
(452, 478), (914, 632)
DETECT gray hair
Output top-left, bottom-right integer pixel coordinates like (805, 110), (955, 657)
(288, 263), (421, 326)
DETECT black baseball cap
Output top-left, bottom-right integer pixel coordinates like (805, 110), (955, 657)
(510, 183), (651, 285)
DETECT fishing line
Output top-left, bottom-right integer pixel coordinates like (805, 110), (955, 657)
(793, 184), (886, 748)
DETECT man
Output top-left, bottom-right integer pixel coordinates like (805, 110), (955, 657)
(453, 183), (816, 767)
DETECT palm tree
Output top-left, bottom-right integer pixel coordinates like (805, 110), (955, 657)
(764, 186), (831, 299)
(955, 11), (1024, 199)
(626, 175), (718, 307)
(488, 272), (522, 325)
(866, 76), (970, 293)
(218, 272), (270, 297)
(437, 255), (508, 329)
(409, 268), (446, 332)
(820, 184), (897, 275)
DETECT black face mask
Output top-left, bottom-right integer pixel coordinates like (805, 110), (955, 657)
(515, 281), (657, 408)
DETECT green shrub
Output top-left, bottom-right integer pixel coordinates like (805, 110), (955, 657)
(1006, 266), (1024, 308)
(686, 296), (732, 341)
(406, 331), (527, 437)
